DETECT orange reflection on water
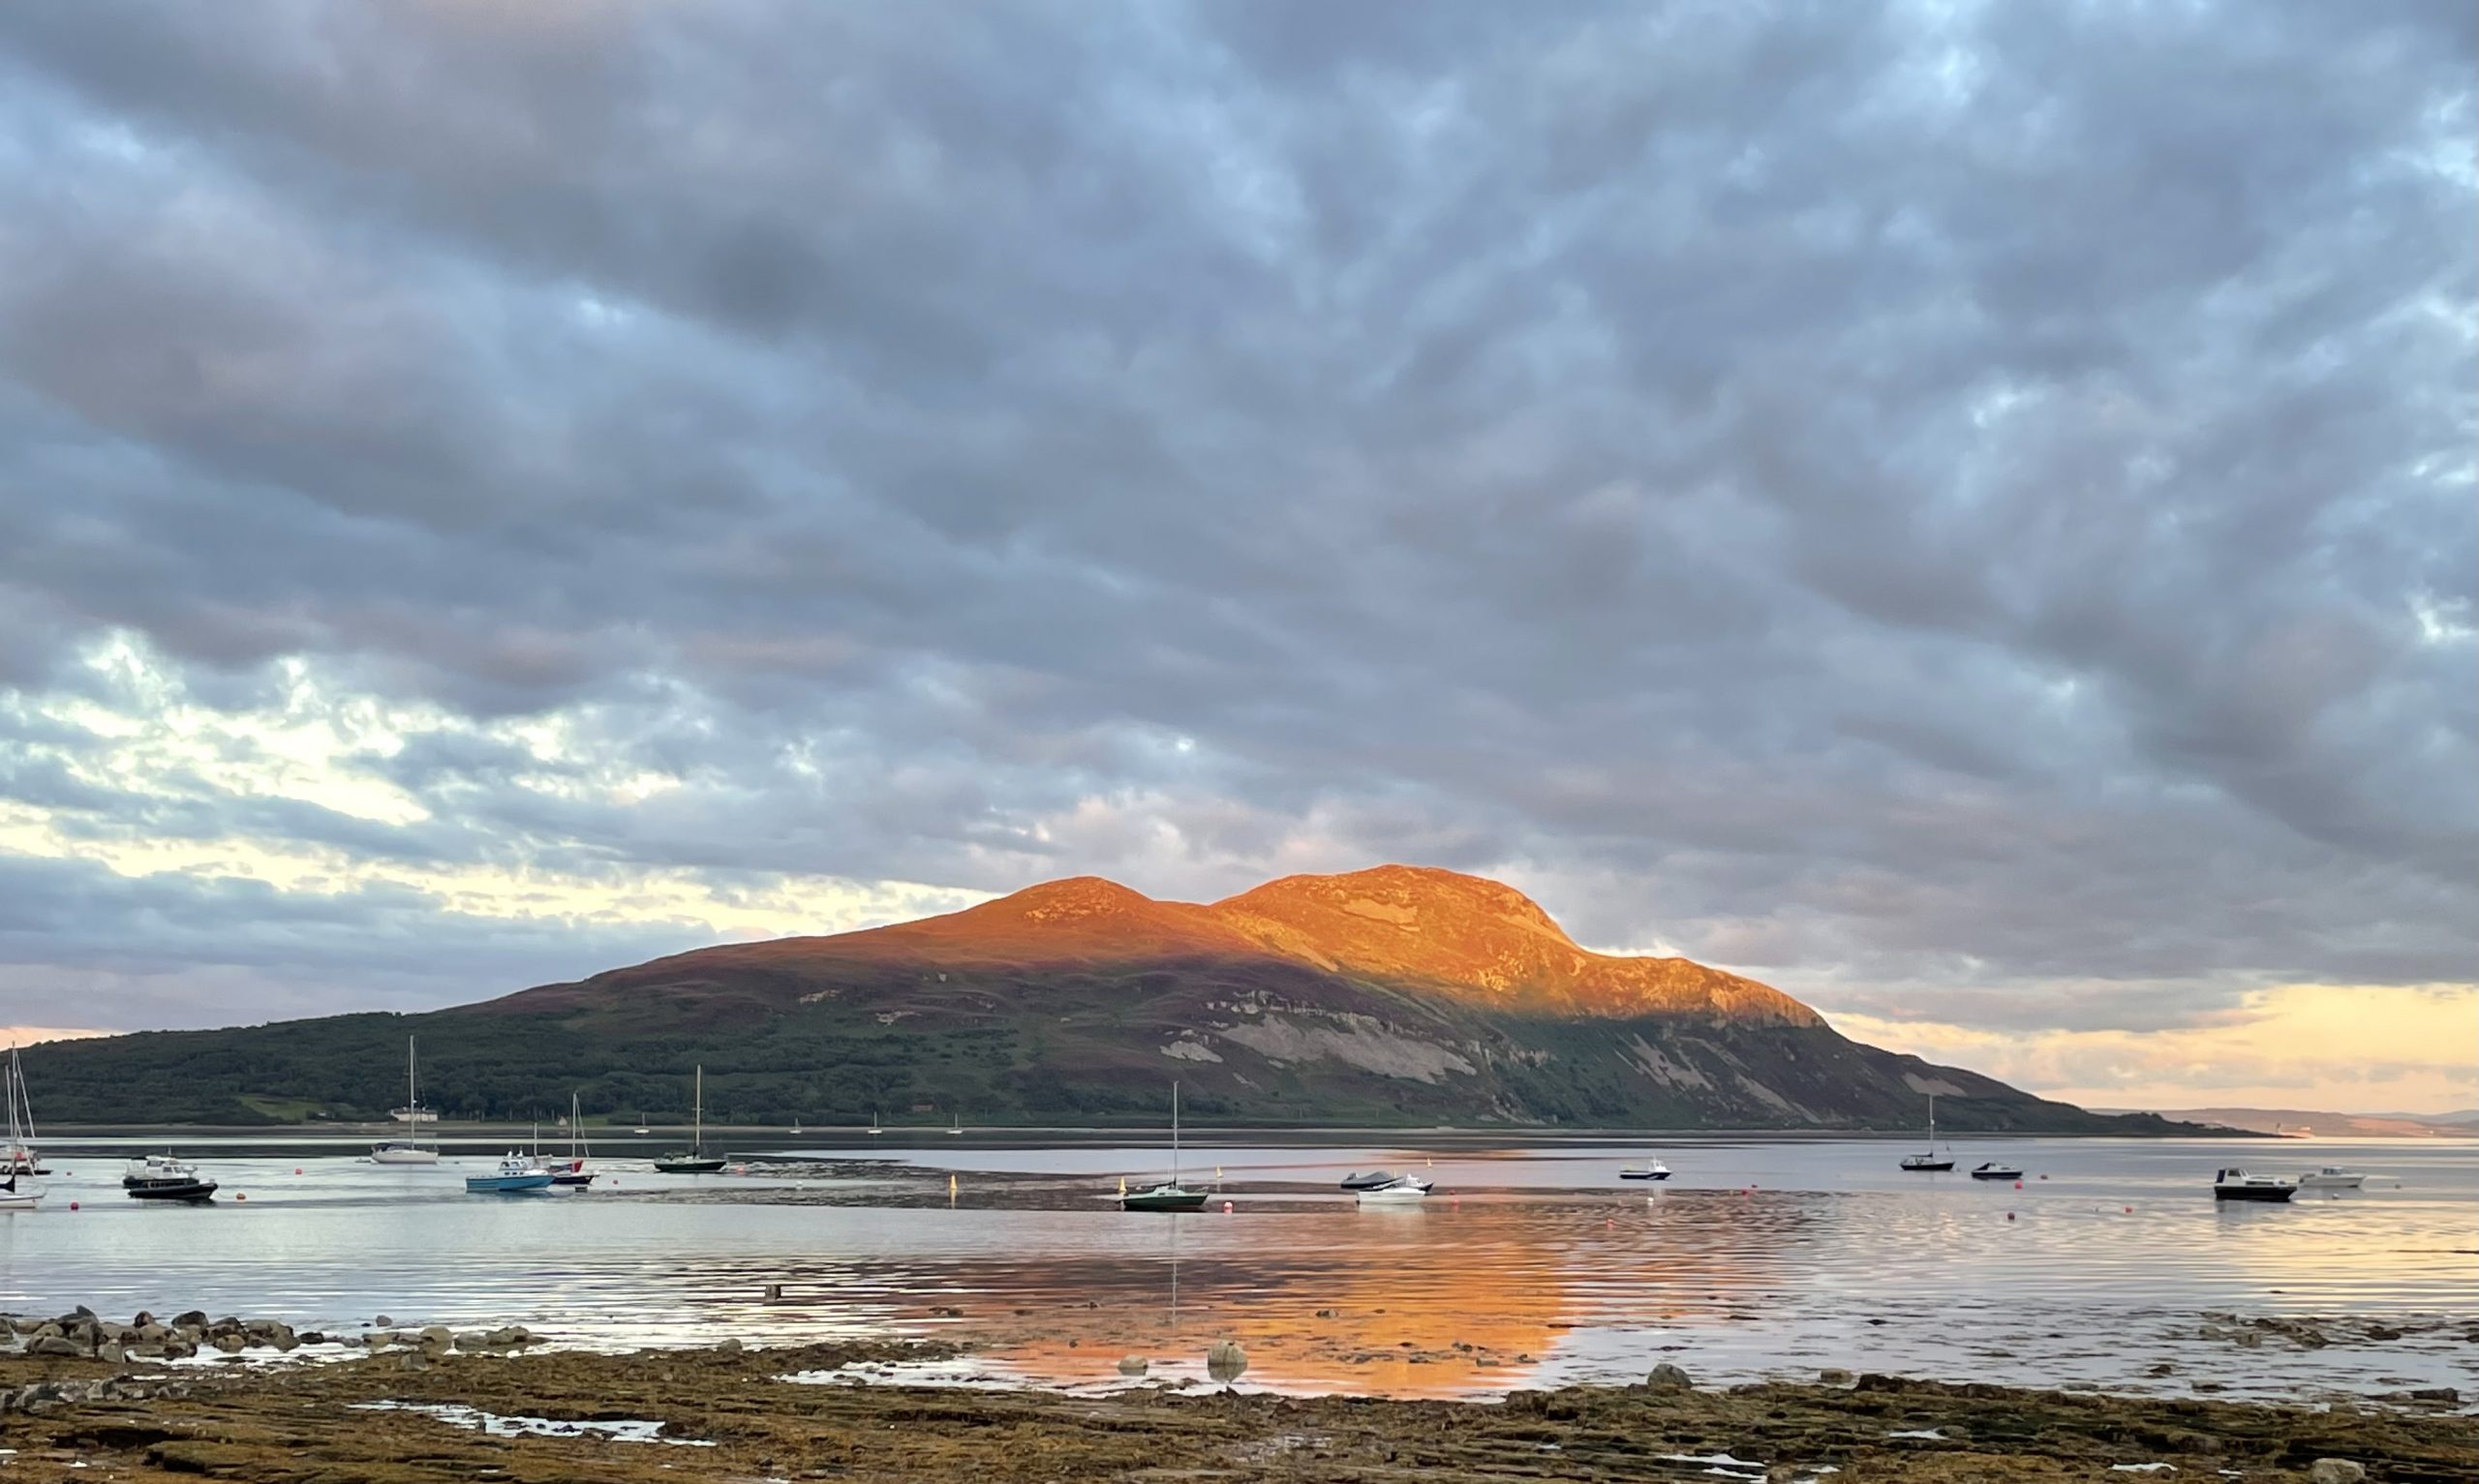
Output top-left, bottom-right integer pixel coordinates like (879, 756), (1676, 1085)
(920, 1194), (1794, 1398)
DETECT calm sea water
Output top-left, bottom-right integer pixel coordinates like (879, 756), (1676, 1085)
(4, 1132), (2471, 1403)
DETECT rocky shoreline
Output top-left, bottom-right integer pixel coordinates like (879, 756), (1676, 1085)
(0, 1314), (2472, 1481)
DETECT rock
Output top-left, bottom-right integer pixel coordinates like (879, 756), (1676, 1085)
(2309, 1462), (2366, 1484)
(207, 1333), (246, 1353)
(27, 1336), (81, 1358)
(453, 1331), (493, 1351)
(716, 1337), (744, 1354)
(373, 1315), (393, 1328)
(2366, 1324), (2402, 1342)
(1647, 1362), (1694, 1393)
(396, 1348), (430, 1373)
(99, 1343), (126, 1366)
(1819, 1368), (1853, 1385)
(1117, 1355), (1148, 1377)
(418, 1325), (453, 1351)
(131, 1311), (154, 1328)
(171, 1311), (207, 1330)
(2408, 1387), (2461, 1404)
(1207, 1340), (1247, 1384)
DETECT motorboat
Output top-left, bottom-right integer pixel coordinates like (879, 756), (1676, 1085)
(1120, 1081), (1209, 1211)
(654, 1066), (728, 1173)
(371, 1036), (441, 1165)
(465, 1154), (555, 1194)
(127, 1175), (219, 1202)
(2297, 1166), (2368, 1191)
(1969, 1162), (2024, 1181)
(1339, 1169), (1404, 1190)
(123, 1153), (201, 1188)
(0, 1174), (38, 1212)
(2213, 1167), (2297, 1202)
(1355, 1174), (1432, 1204)
(1900, 1091), (1955, 1171)
(1619, 1162), (1671, 1181)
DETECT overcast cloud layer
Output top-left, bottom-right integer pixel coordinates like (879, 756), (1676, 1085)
(0, 2), (2471, 1108)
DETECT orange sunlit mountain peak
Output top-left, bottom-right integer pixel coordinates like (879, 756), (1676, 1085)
(647, 864), (1822, 1025)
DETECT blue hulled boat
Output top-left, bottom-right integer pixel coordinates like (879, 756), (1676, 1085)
(465, 1154), (554, 1194)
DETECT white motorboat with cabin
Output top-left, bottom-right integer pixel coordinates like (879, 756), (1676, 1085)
(371, 1036), (442, 1166)
(1619, 1161), (1671, 1181)
(1355, 1173), (1433, 1204)
(2297, 1166), (2368, 1191)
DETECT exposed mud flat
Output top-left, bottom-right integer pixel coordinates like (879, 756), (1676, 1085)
(1, 1342), (2472, 1481)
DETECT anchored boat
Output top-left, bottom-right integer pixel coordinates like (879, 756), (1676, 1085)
(1355, 1173), (1432, 1204)
(653, 1066), (726, 1174)
(2213, 1167), (2297, 1202)
(1900, 1092), (1955, 1172)
(371, 1036), (441, 1166)
(1619, 1161), (1671, 1181)
(2297, 1166), (2368, 1191)
(1969, 1161), (2024, 1181)
(465, 1153), (555, 1194)
(1120, 1082), (1209, 1212)
(2, 1046), (47, 1176)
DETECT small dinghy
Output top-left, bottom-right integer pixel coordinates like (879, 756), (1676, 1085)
(465, 1154), (554, 1194)
(2212, 1167), (2296, 1202)
(1969, 1162), (2024, 1181)
(1356, 1174), (1432, 1204)
(1619, 1162), (1671, 1181)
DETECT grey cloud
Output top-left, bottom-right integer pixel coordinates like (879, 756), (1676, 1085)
(0, 0), (2470, 1042)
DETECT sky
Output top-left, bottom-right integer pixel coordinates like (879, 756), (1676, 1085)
(0, 2), (2470, 1115)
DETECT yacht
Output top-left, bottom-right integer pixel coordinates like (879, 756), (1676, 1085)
(1119, 1082), (1209, 1212)
(2, 1047), (46, 1175)
(1899, 1092), (1955, 1171)
(372, 1036), (442, 1166)
(652, 1066), (727, 1173)
(2213, 1167), (2297, 1202)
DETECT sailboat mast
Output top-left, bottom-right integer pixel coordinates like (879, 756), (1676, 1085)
(694, 1065), (704, 1153)
(1172, 1080), (1180, 1182)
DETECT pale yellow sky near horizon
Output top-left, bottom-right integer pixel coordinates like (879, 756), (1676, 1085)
(3, 636), (2470, 1118)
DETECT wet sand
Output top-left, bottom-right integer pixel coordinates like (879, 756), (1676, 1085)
(2, 1342), (2472, 1481)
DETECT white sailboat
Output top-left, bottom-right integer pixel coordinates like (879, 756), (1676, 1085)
(372, 1035), (441, 1165)
(0, 1048), (43, 1209)
(548, 1092), (595, 1186)
(1, 1046), (46, 1176)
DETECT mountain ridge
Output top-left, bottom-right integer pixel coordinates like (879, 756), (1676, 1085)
(22, 864), (2215, 1135)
